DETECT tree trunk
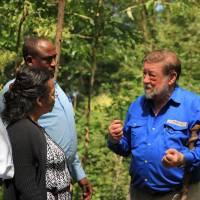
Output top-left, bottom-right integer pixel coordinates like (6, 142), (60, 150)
(140, 0), (149, 43)
(15, 3), (29, 70)
(55, 0), (65, 79)
(82, 0), (103, 166)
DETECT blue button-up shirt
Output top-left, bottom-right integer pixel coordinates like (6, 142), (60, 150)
(108, 86), (200, 192)
(1, 81), (86, 182)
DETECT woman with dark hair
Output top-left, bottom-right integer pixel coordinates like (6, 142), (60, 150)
(2, 67), (71, 200)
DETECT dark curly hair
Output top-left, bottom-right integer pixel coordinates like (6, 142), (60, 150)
(2, 66), (54, 124)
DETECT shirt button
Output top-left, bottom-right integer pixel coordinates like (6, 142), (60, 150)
(147, 143), (151, 146)
(144, 178), (148, 182)
(152, 128), (155, 131)
(144, 160), (148, 163)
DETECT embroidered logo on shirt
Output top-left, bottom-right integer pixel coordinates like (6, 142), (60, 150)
(167, 120), (187, 127)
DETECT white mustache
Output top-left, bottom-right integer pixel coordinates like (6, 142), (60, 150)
(144, 84), (152, 90)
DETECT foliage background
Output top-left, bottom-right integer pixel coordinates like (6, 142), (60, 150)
(1, 0), (200, 199)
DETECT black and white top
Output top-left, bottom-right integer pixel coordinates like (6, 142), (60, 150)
(45, 133), (72, 200)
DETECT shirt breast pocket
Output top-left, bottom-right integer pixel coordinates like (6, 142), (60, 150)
(164, 122), (188, 150)
(127, 119), (147, 148)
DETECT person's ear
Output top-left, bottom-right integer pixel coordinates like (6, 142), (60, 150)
(25, 55), (34, 66)
(168, 71), (177, 86)
(36, 97), (43, 107)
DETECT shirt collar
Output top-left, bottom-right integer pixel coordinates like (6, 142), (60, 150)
(168, 85), (181, 104)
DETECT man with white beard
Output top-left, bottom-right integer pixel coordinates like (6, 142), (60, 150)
(108, 50), (200, 200)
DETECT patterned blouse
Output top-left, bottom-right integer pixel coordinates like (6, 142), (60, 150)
(45, 133), (72, 200)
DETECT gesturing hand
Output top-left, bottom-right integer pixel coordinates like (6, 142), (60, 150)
(108, 120), (123, 144)
(162, 148), (185, 168)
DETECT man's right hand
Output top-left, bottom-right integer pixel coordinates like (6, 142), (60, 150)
(108, 120), (123, 144)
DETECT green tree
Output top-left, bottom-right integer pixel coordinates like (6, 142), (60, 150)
(1, 1), (200, 199)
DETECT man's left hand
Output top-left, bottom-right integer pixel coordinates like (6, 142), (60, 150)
(78, 177), (92, 200)
(162, 148), (185, 168)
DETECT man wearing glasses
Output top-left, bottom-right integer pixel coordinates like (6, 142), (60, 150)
(2, 37), (92, 200)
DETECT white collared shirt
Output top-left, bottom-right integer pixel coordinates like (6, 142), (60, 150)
(0, 117), (14, 179)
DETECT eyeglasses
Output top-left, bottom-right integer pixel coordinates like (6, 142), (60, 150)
(36, 55), (57, 64)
